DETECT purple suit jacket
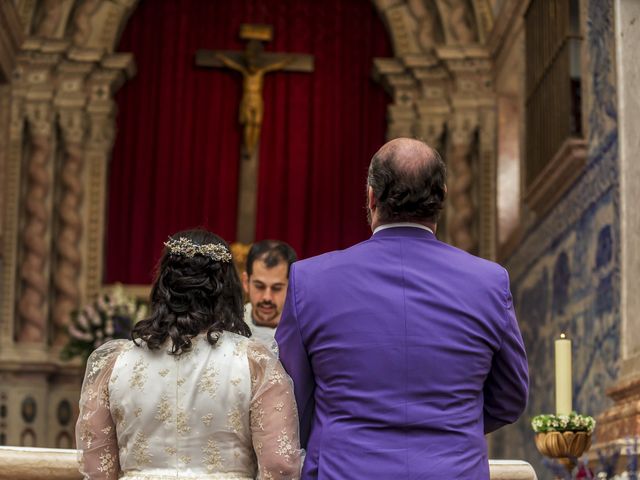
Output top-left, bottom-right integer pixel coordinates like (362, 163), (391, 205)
(276, 227), (528, 479)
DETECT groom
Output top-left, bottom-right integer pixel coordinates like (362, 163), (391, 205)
(276, 138), (529, 479)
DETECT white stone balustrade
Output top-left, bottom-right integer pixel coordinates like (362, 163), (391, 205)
(0, 446), (537, 479)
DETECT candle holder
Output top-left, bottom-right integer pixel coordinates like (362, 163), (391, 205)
(531, 413), (596, 476)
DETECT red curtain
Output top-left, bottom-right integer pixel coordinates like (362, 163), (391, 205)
(106, 0), (391, 284)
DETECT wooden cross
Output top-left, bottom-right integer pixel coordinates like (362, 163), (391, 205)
(196, 24), (314, 244)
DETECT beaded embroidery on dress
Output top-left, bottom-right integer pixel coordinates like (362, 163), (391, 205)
(76, 332), (302, 479)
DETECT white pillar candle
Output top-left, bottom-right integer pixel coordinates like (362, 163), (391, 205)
(555, 333), (572, 415)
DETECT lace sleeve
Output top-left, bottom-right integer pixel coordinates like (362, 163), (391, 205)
(76, 340), (128, 480)
(248, 340), (303, 480)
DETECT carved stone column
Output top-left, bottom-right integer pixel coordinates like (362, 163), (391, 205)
(1, 80), (26, 348)
(448, 109), (478, 252)
(478, 106), (498, 260)
(440, 46), (495, 255)
(0, 3), (23, 247)
(18, 99), (55, 342)
(53, 61), (92, 344)
(15, 39), (65, 343)
(411, 53), (451, 148)
(83, 53), (133, 300)
(373, 57), (418, 139)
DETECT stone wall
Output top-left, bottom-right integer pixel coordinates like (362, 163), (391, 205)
(491, 0), (620, 476)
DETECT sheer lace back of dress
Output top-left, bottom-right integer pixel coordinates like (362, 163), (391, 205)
(76, 332), (302, 479)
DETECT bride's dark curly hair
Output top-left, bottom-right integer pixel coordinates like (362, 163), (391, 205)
(132, 229), (250, 354)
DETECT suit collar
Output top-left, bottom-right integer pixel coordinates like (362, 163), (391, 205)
(373, 222), (434, 235)
(371, 224), (436, 239)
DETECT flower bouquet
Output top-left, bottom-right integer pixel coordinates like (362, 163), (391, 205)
(61, 285), (148, 363)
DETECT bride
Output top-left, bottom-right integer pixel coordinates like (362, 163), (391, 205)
(76, 229), (302, 479)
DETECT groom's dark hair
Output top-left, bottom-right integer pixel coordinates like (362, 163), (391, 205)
(367, 138), (446, 224)
(246, 240), (297, 277)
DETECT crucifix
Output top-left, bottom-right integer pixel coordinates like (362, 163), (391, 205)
(196, 24), (314, 244)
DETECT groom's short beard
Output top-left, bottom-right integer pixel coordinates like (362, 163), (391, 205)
(254, 300), (279, 323)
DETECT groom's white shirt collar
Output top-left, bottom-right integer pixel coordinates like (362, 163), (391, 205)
(373, 222), (434, 235)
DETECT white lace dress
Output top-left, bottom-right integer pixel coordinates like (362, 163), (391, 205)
(76, 332), (302, 479)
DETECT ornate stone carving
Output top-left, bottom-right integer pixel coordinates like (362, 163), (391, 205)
(84, 109), (114, 299)
(1, 91), (26, 346)
(18, 101), (53, 342)
(72, 0), (140, 52)
(373, 57), (418, 139)
(83, 59), (132, 298)
(441, 0), (477, 44)
(15, 0), (38, 36)
(412, 62), (451, 147)
(72, 0), (101, 46)
(448, 110), (478, 252)
(35, 0), (65, 38)
(478, 106), (497, 260)
(379, 3), (422, 55)
(0, 1), (24, 83)
(53, 109), (86, 343)
(408, 0), (443, 50)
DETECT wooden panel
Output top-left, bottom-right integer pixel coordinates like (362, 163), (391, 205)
(524, 0), (582, 189)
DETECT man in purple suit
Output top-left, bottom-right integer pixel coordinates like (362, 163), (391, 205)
(275, 138), (529, 479)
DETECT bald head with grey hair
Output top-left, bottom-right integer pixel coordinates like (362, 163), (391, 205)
(366, 137), (446, 230)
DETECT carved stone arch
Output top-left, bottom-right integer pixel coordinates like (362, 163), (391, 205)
(16, 0), (138, 52)
(68, 0), (138, 51)
(409, 0), (447, 50)
(470, 0), (495, 44)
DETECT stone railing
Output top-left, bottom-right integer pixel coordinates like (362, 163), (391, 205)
(0, 446), (537, 479)
(0, 446), (80, 480)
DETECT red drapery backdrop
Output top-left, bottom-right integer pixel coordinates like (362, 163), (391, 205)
(106, 0), (391, 284)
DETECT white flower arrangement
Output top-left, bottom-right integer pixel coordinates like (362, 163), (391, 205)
(531, 412), (596, 434)
(61, 285), (148, 362)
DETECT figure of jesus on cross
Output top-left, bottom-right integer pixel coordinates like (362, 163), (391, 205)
(216, 43), (294, 156)
(196, 24), (314, 243)
(197, 24), (314, 157)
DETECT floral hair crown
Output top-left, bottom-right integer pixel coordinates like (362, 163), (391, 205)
(164, 237), (233, 263)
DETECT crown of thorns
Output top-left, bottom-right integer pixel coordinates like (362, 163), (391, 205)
(164, 237), (233, 263)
